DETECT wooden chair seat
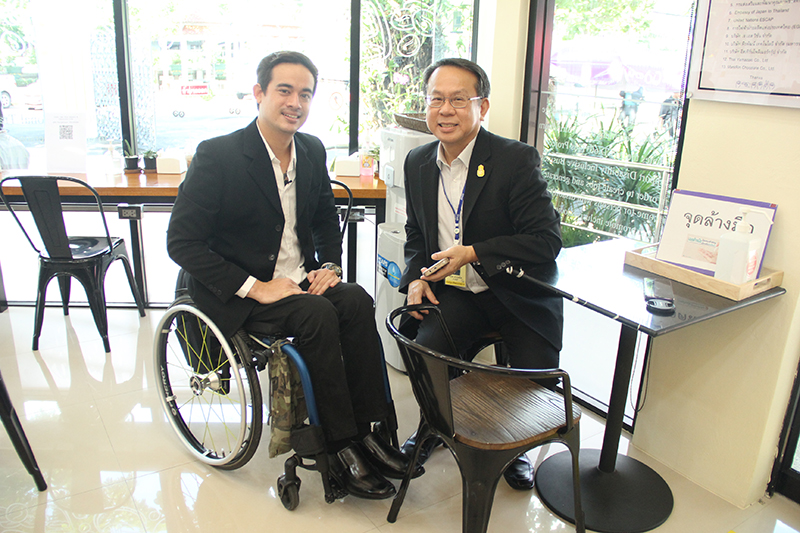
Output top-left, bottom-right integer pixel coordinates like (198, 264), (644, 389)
(452, 371), (581, 450)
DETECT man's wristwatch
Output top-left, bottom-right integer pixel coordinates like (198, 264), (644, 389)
(321, 262), (343, 278)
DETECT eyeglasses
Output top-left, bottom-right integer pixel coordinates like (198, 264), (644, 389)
(425, 95), (484, 109)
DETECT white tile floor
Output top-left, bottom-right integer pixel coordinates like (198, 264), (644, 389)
(2, 305), (800, 533)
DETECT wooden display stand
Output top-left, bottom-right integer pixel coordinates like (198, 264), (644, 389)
(624, 245), (783, 301)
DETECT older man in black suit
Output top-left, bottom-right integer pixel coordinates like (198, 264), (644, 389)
(167, 51), (415, 500)
(399, 58), (563, 490)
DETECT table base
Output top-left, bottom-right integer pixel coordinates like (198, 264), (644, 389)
(535, 449), (673, 533)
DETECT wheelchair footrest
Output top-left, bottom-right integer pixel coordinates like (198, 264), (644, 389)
(324, 475), (348, 503)
(288, 425), (348, 502)
(289, 424), (326, 458)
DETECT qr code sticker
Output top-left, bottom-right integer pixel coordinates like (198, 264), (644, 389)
(59, 124), (74, 140)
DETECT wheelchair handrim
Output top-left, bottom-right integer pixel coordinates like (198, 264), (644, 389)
(154, 303), (250, 466)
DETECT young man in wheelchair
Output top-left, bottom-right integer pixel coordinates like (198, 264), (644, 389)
(167, 51), (417, 500)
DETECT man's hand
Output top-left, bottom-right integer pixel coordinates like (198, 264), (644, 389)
(247, 278), (305, 304)
(408, 245), (479, 319)
(419, 245), (478, 282)
(407, 279), (438, 320)
(306, 267), (342, 295)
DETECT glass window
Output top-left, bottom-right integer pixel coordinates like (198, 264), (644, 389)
(358, 0), (474, 149)
(1, 0), (477, 306)
(538, 0), (694, 246)
(0, 0), (117, 171)
(126, 0), (352, 160)
(1, 0), (476, 169)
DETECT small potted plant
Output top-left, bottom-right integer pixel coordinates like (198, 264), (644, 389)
(368, 145), (380, 179)
(123, 140), (139, 171)
(142, 149), (158, 171)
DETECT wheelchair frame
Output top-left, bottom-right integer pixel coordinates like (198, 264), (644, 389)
(153, 293), (399, 510)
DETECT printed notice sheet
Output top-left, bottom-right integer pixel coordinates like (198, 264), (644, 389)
(689, 0), (800, 107)
(45, 113), (87, 172)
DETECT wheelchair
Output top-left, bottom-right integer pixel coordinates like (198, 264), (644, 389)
(153, 278), (399, 510)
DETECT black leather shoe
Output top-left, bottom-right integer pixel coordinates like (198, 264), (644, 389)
(400, 431), (443, 465)
(330, 444), (396, 500)
(503, 454), (535, 491)
(361, 432), (424, 479)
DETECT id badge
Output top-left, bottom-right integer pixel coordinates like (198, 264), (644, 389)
(445, 266), (467, 287)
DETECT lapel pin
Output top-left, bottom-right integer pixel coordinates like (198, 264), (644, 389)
(477, 165), (485, 178)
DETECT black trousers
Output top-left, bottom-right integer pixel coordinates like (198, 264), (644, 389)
(415, 285), (559, 370)
(244, 282), (388, 443)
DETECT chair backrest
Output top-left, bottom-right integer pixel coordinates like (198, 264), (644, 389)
(330, 179), (352, 239)
(0, 175), (113, 259)
(387, 303), (576, 443)
(386, 305), (464, 439)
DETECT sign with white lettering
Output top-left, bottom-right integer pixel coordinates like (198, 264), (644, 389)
(688, 0), (800, 108)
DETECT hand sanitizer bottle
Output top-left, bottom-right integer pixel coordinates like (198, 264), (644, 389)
(714, 208), (767, 284)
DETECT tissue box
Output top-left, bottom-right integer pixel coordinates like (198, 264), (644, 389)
(156, 155), (187, 174)
(334, 155), (360, 176)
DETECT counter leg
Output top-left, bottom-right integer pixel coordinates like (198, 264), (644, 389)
(346, 220), (357, 283)
(534, 326), (673, 532)
(127, 218), (148, 307)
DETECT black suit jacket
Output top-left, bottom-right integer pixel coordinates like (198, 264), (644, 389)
(167, 119), (341, 337)
(399, 127), (564, 350)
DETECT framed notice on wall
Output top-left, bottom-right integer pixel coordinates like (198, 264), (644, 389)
(687, 0), (800, 108)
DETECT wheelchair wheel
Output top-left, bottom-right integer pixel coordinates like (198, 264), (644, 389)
(277, 474), (301, 511)
(154, 303), (263, 469)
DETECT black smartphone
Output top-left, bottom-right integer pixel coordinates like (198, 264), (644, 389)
(422, 257), (450, 277)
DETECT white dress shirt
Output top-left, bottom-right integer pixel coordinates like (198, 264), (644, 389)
(236, 126), (306, 299)
(435, 137), (489, 293)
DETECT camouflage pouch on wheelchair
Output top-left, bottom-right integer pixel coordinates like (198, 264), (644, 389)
(268, 341), (309, 458)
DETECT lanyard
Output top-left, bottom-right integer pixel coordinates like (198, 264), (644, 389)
(441, 174), (466, 242)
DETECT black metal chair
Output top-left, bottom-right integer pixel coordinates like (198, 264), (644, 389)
(464, 331), (506, 365)
(330, 179), (353, 237)
(0, 367), (47, 491)
(386, 304), (585, 533)
(0, 175), (146, 352)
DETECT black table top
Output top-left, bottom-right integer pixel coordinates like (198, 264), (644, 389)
(514, 239), (785, 337)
